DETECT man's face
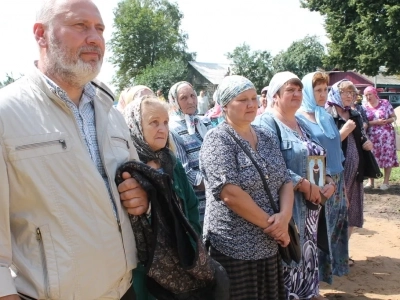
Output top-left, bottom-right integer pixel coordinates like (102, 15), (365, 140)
(44, 0), (105, 86)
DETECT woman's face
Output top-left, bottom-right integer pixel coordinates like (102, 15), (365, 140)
(141, 102), (169, 152)
(365, 91), (377, 103)
(274, 82), (303, 113)
(177, 84), (198, 115)
(225, 89), (258, 125)
(313, 83), (328, 107)
(339, 88), (357, 107)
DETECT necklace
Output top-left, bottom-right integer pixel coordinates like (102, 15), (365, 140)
(275, 111), (302, 134)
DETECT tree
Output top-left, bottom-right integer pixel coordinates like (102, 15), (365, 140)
(301, 0), (400, 76)
(226, 43), (273, 92)
(109, 0), (195, 92)
(0, 73), (21, 89)
(134, 58), (188, 93)
(272, 35), (326, 79)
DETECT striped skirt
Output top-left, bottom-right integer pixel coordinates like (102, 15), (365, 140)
(210, 247), (286, 300)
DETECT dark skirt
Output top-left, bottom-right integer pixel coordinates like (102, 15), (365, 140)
(210, 247), (286, 300)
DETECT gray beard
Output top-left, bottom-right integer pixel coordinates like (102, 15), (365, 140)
(45, 35), (103, 88)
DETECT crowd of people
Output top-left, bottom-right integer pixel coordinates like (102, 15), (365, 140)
(1, 1), (398, 300)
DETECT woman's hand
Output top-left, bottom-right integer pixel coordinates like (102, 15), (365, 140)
(362, 139), (373, 151)
(275, 231), (291, 247)
(263, 213), (290, 241)
(342, 119), (356, 134)
(321, 183), (335, 199)
(303, 182), (321, 204)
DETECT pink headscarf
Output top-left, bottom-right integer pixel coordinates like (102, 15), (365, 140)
(363, 86), (379, 98)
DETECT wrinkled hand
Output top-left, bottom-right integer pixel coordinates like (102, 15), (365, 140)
(362, 139), (373, 151)
(263, 213), (290, 241)
(304, 182), (321, 204)
(321, 183), (335, 199)
(276, 231), (291, 247)
(343, 119), (356, 133)
(118, 172), (149, 215)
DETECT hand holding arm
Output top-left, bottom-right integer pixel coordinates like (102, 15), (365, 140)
(118, 172), (149, 215)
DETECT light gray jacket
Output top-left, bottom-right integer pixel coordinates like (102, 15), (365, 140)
(0, 66), (138, 299)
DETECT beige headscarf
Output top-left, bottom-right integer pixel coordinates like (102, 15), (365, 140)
(116, 85), (155, 113)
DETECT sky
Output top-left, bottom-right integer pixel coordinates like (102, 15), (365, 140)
(0, 0), (328, 93)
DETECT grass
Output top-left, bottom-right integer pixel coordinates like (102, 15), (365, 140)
(373, 151), (400, 184)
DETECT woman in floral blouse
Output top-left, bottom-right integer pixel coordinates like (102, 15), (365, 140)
(199, 75), (293, 300)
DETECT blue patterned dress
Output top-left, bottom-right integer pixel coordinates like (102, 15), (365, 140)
(282, 125), (325, 300)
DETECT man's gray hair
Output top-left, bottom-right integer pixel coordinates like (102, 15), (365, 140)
(36, 0), (57, 25)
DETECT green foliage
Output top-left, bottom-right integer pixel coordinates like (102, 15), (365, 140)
(0, 73), (21, 88)
(134, 58), (188, 92)
(272, 35), (326, 79)
(108, 0), (194, 93)
(301, 0), (400, 76)
(226, 43), (273, 92)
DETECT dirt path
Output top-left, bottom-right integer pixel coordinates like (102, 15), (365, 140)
(320, 184), (400, 299)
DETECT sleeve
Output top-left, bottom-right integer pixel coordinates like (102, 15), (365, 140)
(170, 131), (203, 187)
(199, 129), (241, 200)
(175, 159), (201, 235)
(0, 142), (17, 297)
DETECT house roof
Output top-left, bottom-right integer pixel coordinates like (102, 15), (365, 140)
(188, 62), (231, 85)
(327, 71), (374, 88)
(361, 73), (400, 87)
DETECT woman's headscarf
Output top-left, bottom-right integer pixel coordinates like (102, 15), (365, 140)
(326, 79), (351, 110)
(117, 85), (154, 113)
(267, 71), (299, 105)
(213, 75), (255, 107)
(123, 97), (174, 177)
(168, 81), (208, 137)
(301, 72), (336, 139)
(363, 86), (379, 98)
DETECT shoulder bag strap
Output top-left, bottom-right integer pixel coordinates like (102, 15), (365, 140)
(222, 127), (279, 214)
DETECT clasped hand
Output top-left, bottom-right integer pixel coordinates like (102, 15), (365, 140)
(263, 213), (290, 247)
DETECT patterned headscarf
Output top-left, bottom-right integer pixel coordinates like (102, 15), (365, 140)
(214, 75), (255, 107)
(267, 71), (299, 105)
(363, 86), (379, 98)
(168, 81), (208, 137)
(117, 85), (154, 113)
(123, 97), (175, 177)
(301, 72), (336, 139)
(326, 79), (352, 111)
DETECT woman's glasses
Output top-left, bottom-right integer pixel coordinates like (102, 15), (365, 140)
(340, 91), (357, 97)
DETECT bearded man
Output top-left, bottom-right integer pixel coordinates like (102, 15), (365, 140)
(0, 0), (149, 299)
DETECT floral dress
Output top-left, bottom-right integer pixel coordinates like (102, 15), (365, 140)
(364, 99), (399, 168)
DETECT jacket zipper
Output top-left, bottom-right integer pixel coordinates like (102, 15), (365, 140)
(111, 136), (130, 149)
(36, 228), (50, 299)
(16, 139), (67, 151)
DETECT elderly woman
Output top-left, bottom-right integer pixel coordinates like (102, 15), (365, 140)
(363, 86), (399, 190)
(326, 80), (373, 264)
(116, 85), (154, 113)
(298, 72), (349, 287)
(253, 71), (336, 300)
(123, 96), (202, 300)
(200, 75), (293, 299)
(168, 81), (213, 224)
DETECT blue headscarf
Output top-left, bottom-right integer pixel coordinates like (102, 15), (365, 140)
(301, 72), (336, 139)
(326, 79), (352, 111)
(214, 75), (255, 107)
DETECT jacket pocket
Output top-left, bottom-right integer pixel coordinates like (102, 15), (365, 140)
(280, 140), (293, 161)
(111, 136), (130, 149)
(36, 225), (60, 299)
(6, 132), (69, 161)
